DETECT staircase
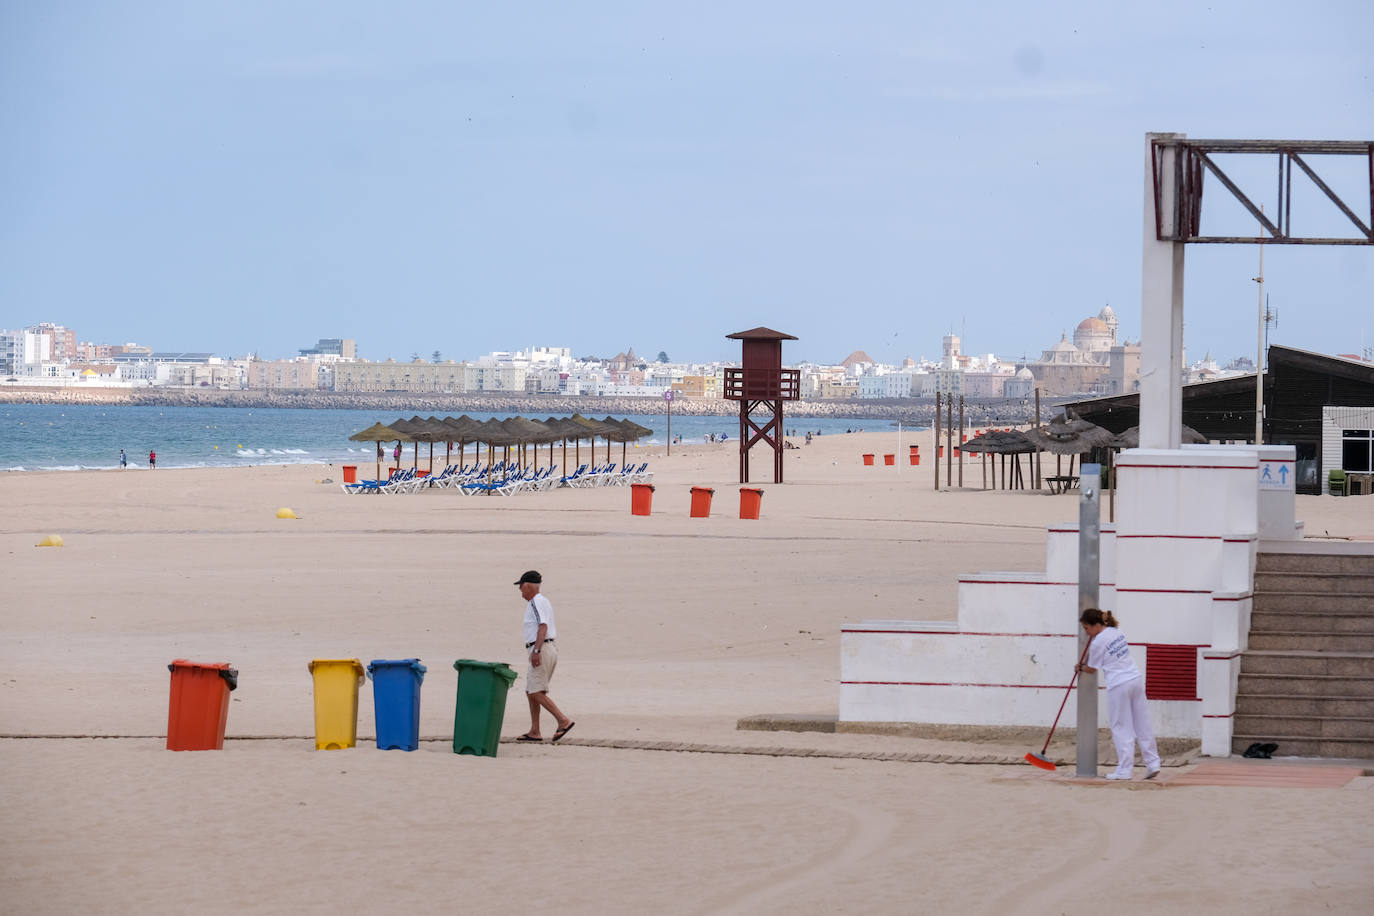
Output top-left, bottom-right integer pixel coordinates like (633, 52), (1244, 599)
(1232, 546), (1374, 759)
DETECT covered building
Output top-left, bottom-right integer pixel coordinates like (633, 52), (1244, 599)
(1062, 345), (1374, 494)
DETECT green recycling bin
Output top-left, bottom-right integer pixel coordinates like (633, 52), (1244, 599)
(452, 659), (519, 757)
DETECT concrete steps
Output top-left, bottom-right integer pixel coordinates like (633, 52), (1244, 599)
(1228, 734), (1374, 758)
(1253, 572), (1374, 594)
(1234, 548), (1374, 759)
(1247, 631), (1374, 651)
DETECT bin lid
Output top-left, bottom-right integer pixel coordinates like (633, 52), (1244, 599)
(308, 658), (365, 672)
(308, 658), (366, 683)
(168, 659), (237, 690)
(168, 659), (232, 671)
(367, 658), (427, 679)
(453, 659), (518, 685)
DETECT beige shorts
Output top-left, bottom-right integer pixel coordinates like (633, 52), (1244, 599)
(525, 642), (558, 693)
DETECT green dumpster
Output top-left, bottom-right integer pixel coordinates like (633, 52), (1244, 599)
(452, 659), (519, 757)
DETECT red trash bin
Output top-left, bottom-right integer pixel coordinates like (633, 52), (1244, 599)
(166, 660), (237, 751)
(689, 486), (714, 517)
(909, 446), (919, 466)
(631, 483), (655, 516)
(342, 465), (358, 483)
(739, 487), (764, 519)
(884, 454), (895, 466)
(862, 454), (875, 466)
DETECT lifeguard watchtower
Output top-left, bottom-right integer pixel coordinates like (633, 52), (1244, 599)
(724, 327), (800, 483)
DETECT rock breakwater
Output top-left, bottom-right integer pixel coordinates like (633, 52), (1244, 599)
(0, 385), (1056, 425)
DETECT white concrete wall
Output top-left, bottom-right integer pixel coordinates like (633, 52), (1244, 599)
(840, 445), (1273, 750)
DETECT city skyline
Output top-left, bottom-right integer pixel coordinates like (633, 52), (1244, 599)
(3, 3), (1370, 365)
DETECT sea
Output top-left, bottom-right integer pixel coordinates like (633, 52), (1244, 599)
(0, 404), (907, 472)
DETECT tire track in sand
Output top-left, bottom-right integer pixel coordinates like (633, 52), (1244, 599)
(700, 801), (898, 915)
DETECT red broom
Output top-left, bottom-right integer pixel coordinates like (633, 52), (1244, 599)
(1025, 637), (1095, 771)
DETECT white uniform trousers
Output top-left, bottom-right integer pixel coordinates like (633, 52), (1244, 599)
(1107, 676), (1161, 777)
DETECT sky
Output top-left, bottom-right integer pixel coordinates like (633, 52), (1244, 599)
(2, 1), (1371, 366)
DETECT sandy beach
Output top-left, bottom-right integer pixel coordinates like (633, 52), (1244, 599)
(2, 431), (1371, 914)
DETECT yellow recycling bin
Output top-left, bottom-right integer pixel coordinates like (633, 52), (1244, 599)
(308, 659), (366, 750)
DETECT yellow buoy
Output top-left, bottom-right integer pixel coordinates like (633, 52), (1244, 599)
(276, 508), (297, 519)
(37, 535), (64, 547)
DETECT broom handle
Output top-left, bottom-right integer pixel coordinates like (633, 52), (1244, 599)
(1040, 637), (1095, 755)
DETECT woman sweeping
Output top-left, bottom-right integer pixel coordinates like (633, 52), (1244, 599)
(1076, 608), (1161, 781)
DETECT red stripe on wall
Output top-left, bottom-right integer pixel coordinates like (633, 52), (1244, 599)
(1116, 587), (1211, 594)
(1117, 463), (1254, 470)
(1117, 534), (1223, 540)
(956, 580), (1117, 587)
(841, 630), (1077, 637)
(841, 680), (1086, 689)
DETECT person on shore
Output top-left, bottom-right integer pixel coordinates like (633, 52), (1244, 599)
(148, 450), (156, 470)
(513, 570), (574, 743)
(119, 449), (127, 469)
(1076, 608), (1160, 780)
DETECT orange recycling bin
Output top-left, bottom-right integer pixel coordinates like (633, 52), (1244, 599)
(910, 446), (920, 466)
(342, 465), (358, 483)
(416, 469), (430, 478)
(739, 487), (764, 520)
(166, 660), (238, 751)
(689, 486), (714, 518)
(630, 483), (655, 516)
(862, 454), (875, 466)
(883, 454), (895, 466)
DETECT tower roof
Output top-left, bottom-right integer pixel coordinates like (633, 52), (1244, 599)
(841, 350), (875, 367)
(726, 326), (798, 341)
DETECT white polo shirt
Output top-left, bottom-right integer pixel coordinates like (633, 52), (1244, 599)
(523, 593), (557, 644)
(1087, 627), (1140, 689)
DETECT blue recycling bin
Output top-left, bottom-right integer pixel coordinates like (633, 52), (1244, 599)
(366, 658), (427, 751)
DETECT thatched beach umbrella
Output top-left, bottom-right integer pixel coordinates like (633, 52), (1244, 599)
(961, 429), (1037, 490)
(503, 416), (557, 470)
(601, 416), (650, 466)
(1111, 424), (1208, 449)
(1024, 414), (1116, 489)
(475, 418), (516, 492)
(569, 413), (619, 465)
(441, 415), (484, 467)
(386, 417), (426, 470)
(348, 422), (410, 482)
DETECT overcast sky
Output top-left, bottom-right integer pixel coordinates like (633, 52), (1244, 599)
(2, 1), (1371, 365)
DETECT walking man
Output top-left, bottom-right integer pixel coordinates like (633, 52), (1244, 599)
(514, 570), (574, 743)
(119, 449), (127, 468)
(148, 449), (156, 469)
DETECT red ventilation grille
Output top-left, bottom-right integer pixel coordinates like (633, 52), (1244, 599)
(1145, 645), (1199, 700)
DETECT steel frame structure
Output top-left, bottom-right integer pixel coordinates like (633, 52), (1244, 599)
(1140, 134), (1372, 452)
(1151, 138), (1374, 245)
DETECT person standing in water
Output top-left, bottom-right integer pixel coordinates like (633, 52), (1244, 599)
(1076, 608), (1161, 780)
(148, 449), (157, 470)
(119, 449), (127, 469)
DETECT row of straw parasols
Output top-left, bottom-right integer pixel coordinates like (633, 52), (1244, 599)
(347, 414), (653, 486)
(960, 414), (1207, 492)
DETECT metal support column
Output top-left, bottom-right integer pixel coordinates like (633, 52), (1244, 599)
(1076, 463), (1101, 777)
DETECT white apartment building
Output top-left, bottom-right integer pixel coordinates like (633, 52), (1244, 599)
(0, 329), (52, 377)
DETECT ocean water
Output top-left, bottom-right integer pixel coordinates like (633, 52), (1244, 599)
(0, 404), (908, 471)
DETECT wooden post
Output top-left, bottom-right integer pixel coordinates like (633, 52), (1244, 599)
(957, 396), (965, 488)
(934, 392), (941, 490)
(945, 397), (954, 487)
